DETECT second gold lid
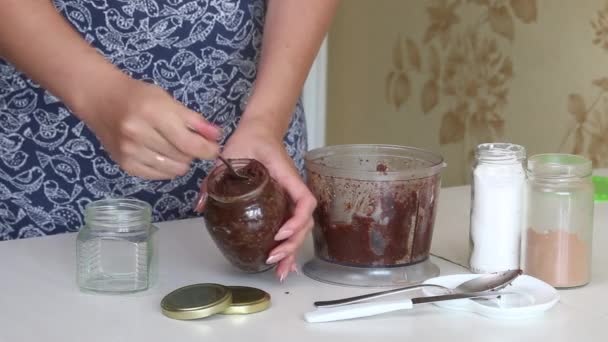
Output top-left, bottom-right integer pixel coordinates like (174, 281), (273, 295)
(221, 286), (271, 315)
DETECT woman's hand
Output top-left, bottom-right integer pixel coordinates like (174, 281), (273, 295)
(0, 1), (218, 180)
(221, 115), (317, 281)
(80, 77), (221, 180)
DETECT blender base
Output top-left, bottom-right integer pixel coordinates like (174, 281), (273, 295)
(302, 257), (440, 288)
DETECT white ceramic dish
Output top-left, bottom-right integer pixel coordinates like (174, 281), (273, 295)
(421, 273), (560, 319)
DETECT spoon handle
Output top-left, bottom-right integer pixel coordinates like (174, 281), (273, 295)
(306, 292), (514, 323)
(217, 156), (249, 180)
(313, 284), (448, 308)
(306, 299), (415, 323)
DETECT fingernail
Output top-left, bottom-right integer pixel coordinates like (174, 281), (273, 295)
(266, 252), (286, 265)
(291, 263), (300, 275)
(279, 272), (288, 283)
(193, 192), (207, 213)
(274, 230), (293, 241)
(211, 125), (222, 140)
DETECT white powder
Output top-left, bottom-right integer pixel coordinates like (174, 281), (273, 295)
(469, 160), (526, 273)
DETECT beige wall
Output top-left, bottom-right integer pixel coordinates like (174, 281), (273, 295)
(327, 0), (608, 186)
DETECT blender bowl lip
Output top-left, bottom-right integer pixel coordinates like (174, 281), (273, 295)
(304, 144), (446, 181)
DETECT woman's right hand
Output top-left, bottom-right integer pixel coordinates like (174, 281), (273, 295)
(79, 77), (221, 180)
(0, 1), (220, 180)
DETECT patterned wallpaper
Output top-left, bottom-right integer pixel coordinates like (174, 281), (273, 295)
(565, 3), (608, 166)
(386, 0), (537, 162)
(327, 0), (608, 186)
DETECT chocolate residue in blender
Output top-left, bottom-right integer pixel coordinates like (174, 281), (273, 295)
(210, 160), (266, 197)
(376, 163), (388, 175)
(310, 172), (440, 267)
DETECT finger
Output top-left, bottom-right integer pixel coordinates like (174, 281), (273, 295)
(271, 155), (316, 202)
(132, 147), (190, 177)
(269, 218), (312, 260)
(122, 161), (174, 180)
(158, 114), (220, 160)
(180, 107), (222, 141)
(193, 177), (208, 213)
(144, 129), (192, 165)
(274, 186), (316, 241)
(187, 119), (222, 142)
(291, 262), (300, 274)
(275, 254), (295, 282)
(265, 156), (316, 241)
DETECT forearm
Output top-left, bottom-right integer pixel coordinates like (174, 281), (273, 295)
(243, 0), (340, 138)
(0, 0), (127, 119)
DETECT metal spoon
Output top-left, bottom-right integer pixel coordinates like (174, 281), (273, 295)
(217, 156), (249, 180)
(314, 269), (522, 308)
(184, 125), (249, 181)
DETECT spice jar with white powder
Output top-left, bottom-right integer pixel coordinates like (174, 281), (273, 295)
(469, 143), (526, 273)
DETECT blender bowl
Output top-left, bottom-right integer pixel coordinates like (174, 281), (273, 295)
(303, 144), (446, 287)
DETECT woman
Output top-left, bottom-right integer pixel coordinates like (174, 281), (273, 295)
(0, 0), (338, 281)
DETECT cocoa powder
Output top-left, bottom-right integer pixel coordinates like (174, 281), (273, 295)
(525, 229), (590, 288)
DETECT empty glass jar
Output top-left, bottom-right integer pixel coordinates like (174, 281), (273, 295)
(76, 198), (158, 293)
(523, 154), (594, 288)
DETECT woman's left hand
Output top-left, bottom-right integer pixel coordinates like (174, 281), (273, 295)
(220, 115), (317, 281)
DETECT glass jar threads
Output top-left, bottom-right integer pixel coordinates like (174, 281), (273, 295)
(523, 154), (594, 288)
(76, 198), (158, 293)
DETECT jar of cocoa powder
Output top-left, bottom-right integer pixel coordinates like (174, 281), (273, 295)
(197, 159), (290, 273)
(524, 154), (594, 288)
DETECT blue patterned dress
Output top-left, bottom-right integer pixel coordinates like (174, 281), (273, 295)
(0, 0), (307, 240)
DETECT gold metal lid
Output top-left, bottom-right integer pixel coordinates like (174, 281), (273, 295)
(221, 286), (271, 315)
(161, 283), (232, 320)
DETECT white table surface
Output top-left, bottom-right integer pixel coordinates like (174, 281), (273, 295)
(1, 185), (606, 342)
